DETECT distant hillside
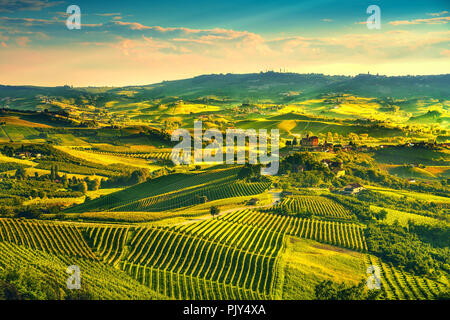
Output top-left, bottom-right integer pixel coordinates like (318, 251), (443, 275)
(119, 73), (450, 102)
(1, 73), (449, 106)
(408, 110), (449, 125)
(388, 165), (437, 180)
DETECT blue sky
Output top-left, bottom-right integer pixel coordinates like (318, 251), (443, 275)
(0, 0), (448, 86)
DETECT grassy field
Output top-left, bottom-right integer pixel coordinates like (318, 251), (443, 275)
(22, 188), (123, 208)
(374, 147), (450, 166)
(277, 237), (365, 299)
(367, 185), (450, 203)
(388, 165), (437, 180)
(370, 206), (441, 227)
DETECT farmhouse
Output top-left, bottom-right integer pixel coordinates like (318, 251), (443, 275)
(301, 134), (319, 147)
(343, 183), (364, 194)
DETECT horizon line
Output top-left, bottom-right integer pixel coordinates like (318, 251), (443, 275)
(1, 71), (449, 89)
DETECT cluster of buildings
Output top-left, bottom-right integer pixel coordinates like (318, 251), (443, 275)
(330, 183), (365, 194)
(287, 134), (365, 153)
(15, 152), (41, 160)
(341, 183), (365, 194)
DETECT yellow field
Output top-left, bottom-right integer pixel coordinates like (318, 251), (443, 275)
(23, 197), (85, 207)
(277, 120), (297, 134)
(22, 188), (123, 207)
(172, 102), (220, 114)
(423, 166), (450, 176)
(0, 116), (52, 128)
(55, 146), (163, 171)
(90, 144), (160, 153)
(0, 154), (37, 167)
(367, 185), (450, 203)
(277, 237), (365, 299)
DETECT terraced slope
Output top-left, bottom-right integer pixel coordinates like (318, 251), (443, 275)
(0, 218), (96, 259)
(113, 180), (271, 212)
(78, 148), (174, 161)
(83, 225), (129, 265)
(66, 167), (242, 213)
(220, 209), (367, 251)
(0, 241), (164, 300)
(118, 217), (285, 299)
(271, 196), (353, 219)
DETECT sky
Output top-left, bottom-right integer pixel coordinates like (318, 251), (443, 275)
(0, 0), (449, 86)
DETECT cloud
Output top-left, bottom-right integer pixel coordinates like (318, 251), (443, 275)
(0, 0), (63, 12)
(389, 16), (450, 25)
(95, 13), (121, 17)
(321, 19), (333, 22)
(15, 35), (29, 46)
(426, 11), (448, 17)
(0, 15), (449, 86)
(112, 20), (153, 31)
(0, 31), (8, 40)
(0, 16), (60, 25)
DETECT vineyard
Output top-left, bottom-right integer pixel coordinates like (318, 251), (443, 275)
(0, 218), (97, 259)
(73, 148), (174, 161)
(0, 215), (284, 300)
(0, 241), (162, 299)
(118, 218), (284, 299)
(84, 225), (129, 265)
(66, 166), (243, 213)
(271, 196), (353, 219)
(0, 212), (447, 300)
(113, 180), (271, 212)
(366, 256), (448, 300)
(220, 209), (367, 251)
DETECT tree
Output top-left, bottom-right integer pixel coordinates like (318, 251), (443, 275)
(327, 132), (334, 142)
(314, 280), (338, 300)
(62, 175), (69, 188)
(92, 178), (100, 191)
(30, 189), (38, 198)
(79, 181), (88, 194)
(17, 207), (41, 219)
(375, 209), (388, 221)
(238, 164), (262, 181)
(15, 167), (26, 180)
(0, 279), (21, 300)
(210, 206), (220, 219)
(314, 279), (380, 300)
(130, 169), (150, 184)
